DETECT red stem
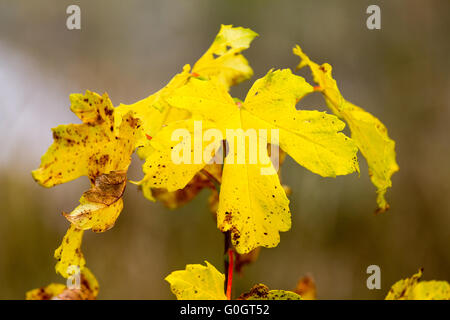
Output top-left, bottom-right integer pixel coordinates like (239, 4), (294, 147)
(226, 249), (234, 300)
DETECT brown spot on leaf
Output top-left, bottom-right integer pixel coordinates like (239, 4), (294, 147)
(83, 170), (127, 206)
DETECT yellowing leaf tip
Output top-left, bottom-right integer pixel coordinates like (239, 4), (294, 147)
(218, 24), (259, 42)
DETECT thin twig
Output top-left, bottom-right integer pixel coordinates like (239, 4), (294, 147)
(226, 248), (234, 300)
(224, 231), (232, 298)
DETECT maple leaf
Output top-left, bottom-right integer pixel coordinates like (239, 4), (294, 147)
(166, 261), (301, 300)
(385, 269), (450, 300)
(238, 284), (301, 300)
(114, 25), (257, 201)
(293, 45), (399, 213)
(165, 261), (227, 300)
(32, 91), (139, 231)
(142, 69), (359, 254)
(26, 268), (99, 300)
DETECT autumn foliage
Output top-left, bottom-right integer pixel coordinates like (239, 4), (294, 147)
(27, 25), (449, 300)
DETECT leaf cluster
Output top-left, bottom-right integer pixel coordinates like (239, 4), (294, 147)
(28, 25), (407, 300)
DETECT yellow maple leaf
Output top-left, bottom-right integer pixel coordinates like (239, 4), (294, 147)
(141, 69), (359, 254)
(293, 45), (399, 213)
(165, 261), (227, 300)
(386, 269), (450, 300)
(32, 91), (139, 231)
(166, 261), (301, 300)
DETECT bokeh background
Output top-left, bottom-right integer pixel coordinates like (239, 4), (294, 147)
(0, 0), (449, 299)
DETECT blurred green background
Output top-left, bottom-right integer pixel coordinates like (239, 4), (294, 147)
(0, 0), (449, 299)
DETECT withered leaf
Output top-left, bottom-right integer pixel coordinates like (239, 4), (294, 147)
(33, 90), (138, 231)
(63, 170), (127, 233)
(147, 69), (358, 254)
(83, 170), (127, 205)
